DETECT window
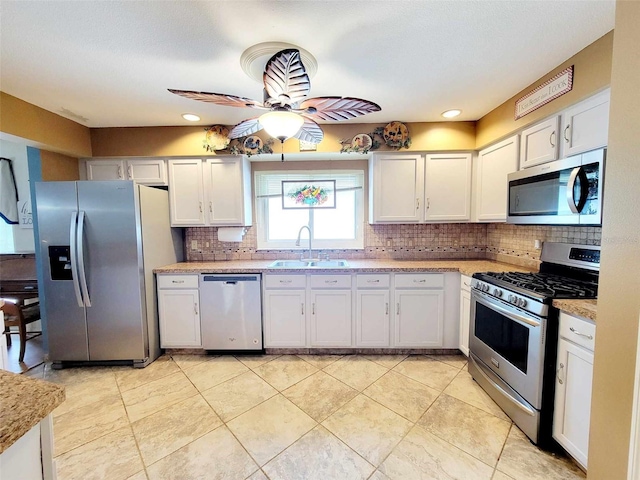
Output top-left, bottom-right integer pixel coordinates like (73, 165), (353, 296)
(255, 170), (364, 250)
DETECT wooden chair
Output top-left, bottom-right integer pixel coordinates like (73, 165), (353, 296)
(2, 300), (42, 363)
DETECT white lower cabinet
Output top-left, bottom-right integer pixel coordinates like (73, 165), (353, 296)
(393, 274), (444, 348)
(459, 275), (472, 356)
(264, 290), (307, 347)
(356, 274), (391, 347)
(157, 275), (201, 348)
(310, 290), (352, 347)
(553, 312), (596, 470)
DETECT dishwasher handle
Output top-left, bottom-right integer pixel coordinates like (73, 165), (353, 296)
(202, 275), (259, 282)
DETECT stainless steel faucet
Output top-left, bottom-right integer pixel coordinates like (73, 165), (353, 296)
(295, 225), (313, 261)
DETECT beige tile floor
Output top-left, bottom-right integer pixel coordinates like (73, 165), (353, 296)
(27, 353), (587, 480)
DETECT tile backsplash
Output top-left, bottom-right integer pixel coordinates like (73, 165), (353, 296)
(185, 223), (601, 269)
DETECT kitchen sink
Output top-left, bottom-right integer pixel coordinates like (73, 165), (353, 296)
(267, 259), (349, 268)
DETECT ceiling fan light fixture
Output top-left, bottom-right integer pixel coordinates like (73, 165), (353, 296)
(441, 109), (462, 118)
(181, 113), (200, 121)
(259, 110), (305, 141)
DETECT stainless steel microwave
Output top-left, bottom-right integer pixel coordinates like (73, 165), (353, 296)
(507, 148), (605, 225)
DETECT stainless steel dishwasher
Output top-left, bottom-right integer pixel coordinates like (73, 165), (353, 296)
(199, 274), (262, 350)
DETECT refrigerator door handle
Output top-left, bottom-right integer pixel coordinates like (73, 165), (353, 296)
(77, 210), (92, 307)
(69, 211), (84, 307)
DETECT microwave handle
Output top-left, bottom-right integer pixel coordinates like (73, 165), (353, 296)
(566, 167), (589, 214)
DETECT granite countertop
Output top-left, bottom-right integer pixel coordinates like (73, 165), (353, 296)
(154, 259), (534, 277)
(552, 299), (597, 322)
(0, 371), (65, 454)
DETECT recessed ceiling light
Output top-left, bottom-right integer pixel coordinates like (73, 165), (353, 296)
(182, 113), (200, 122)
(441, 109), (462, 118)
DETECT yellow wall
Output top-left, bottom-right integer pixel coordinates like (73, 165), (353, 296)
(0, 92), (92, 157)
(476, 32), (613, 149)
(588, 2), (640, 478)
(40, 150), (80, 181)
(89, 122), (476, 157)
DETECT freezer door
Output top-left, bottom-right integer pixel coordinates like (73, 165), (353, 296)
(77, 181), (147, 361)
(35, 182), (89, 361)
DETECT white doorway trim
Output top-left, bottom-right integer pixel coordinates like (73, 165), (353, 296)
(628, 313), (640, 479)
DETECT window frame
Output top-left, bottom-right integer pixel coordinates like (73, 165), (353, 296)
(255, 169), (365, 250)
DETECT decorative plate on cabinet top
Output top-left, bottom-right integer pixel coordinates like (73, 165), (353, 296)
(243, 135), (263, 155)
(351, 134), (372, 150)
(382, 121), (409, 147)
(203, 125), (230, 152)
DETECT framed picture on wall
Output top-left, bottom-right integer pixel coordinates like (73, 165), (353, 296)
(281, 180), (336, 209)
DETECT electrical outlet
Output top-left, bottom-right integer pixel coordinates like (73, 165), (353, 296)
(191, 240), (198, 250)
(386, 239), (392, 247)
(407, 239), (414, 247)
(205, 242), (210, 248)
(534, 239), (542, 250)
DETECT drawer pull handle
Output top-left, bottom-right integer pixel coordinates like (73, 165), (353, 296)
(413, 279), (426, 283)
(557, 362), (565, 385)
(172, 280), (185, 284)
(367, 279), (380, 283)
(279, 280), (292, 284)
(325, 280), (338, 284)
(463, 282), (470, 287)
(569, 327), (593, 340)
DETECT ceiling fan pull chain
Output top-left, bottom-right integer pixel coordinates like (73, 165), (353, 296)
(281, 140), (285, 162)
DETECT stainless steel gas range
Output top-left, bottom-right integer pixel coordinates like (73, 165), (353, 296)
(468, 242), (599, 447)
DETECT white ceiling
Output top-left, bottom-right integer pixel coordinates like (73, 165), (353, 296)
(0, 1), (615, 128)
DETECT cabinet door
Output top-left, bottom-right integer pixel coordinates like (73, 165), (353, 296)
(520, 116), (560, 169)
(424, 153), (472, 221)
(126, 159), (167, 185)
(356, 290), (390, 347)
(204, 156), (251, 226)
(561, 89), (610, 157)
(394, 289), (444, 347)
(475, 135), (519, 222)
(310, 290), (352, 347)
(158, 289), (201, 348)
(553, 337), (594, 469)
(459, 289), (471, 356)
(264, 290), (306, 347)
(86, 160), (125, 180)
(168, 159), (206, 226)
(369, 154), (424, 223)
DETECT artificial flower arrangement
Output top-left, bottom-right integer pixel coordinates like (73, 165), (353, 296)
(288, 185), (329, 206)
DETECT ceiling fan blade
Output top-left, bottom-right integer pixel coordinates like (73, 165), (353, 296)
(299, 97), (381, 121)
(263, 49), (310, 106)
(295, 116), (324, 144)
(168, 89), (265, 109)
(229, 118), (263, 139)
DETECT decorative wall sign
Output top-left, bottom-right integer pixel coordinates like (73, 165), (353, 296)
(515, 66), (574, 120)
(282, 180), (336, 209)
(299, 140), (317, 152)
(202, 125), (230, 152)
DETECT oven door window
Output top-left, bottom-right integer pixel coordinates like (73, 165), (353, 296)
(475, 302), (529, 373)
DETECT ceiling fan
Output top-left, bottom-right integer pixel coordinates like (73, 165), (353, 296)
(169, 48), (381, 147)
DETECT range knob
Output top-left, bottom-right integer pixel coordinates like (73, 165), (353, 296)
(518, 298), (528, 308)
(474, 281), (482, 290)
(508, 294), (518, 305)
(493, 288), (503, 297)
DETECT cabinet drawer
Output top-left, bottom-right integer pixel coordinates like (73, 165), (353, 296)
(157, 274), (199, 289)
(309, 275), (352, 289)
(460, 275), (472, 292)
(264, 274), (306, 289)
(395, 273), (444, 289)
(356, 274), (390, 288)
(559, 312), (596, 351)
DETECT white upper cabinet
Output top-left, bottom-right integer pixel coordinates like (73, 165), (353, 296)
(424, 153), (472, 221)
(86, 159), (167, 185)
(204, 156), (252, 226)
(168, 159), (206, 226)
(86, 159), (125, 180)
(168, 156), (252, 227)
(520, 116), (560, 169)
(560, 89), (610, 157)
(474, 135), (519, 222)
(369, 153), (424, 223)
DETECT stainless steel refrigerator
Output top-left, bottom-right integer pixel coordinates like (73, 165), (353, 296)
(35, 181), (183, 368)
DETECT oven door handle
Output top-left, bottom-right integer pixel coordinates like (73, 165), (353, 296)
(472, 291), (541, 328)
(470, 355), (536, 417)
